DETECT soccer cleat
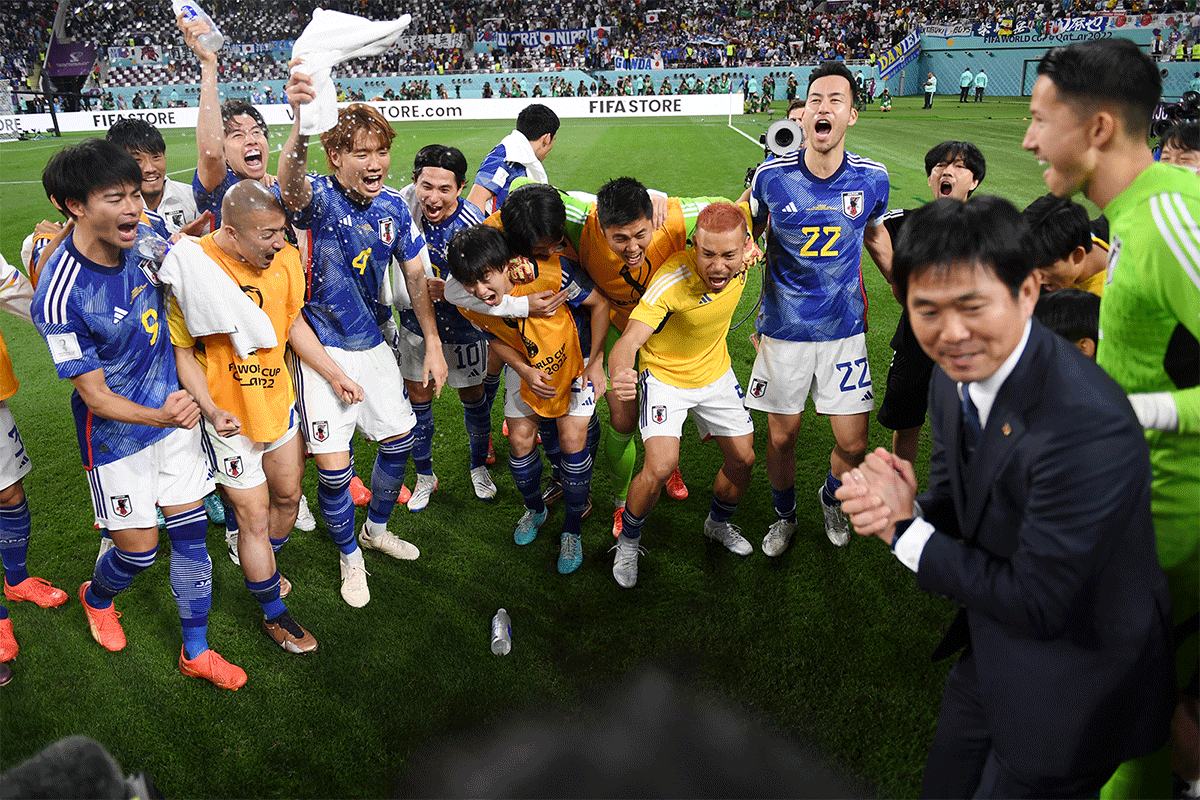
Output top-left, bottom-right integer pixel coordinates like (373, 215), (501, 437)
(502, 419), (509, 437)
(262, 611), (318, 654)
(339, 559), (370, 608)
(203, 493), (226, 525)
(397, 484), (412, 505)
(278, 573), (292, 599)
(582, 493), (594, 519)
(762, 519), (797, 557)
(485, 435), (496, 465)
(665, 467), (689, 500)
(0, 617), (17, 661)
(358, 524), (420, 560)
(541, 476), (563, 506)
(818, 485), (851, 547)
(225, 530), (240, 566)
(557, 532), (583, 575)
(156, 506), (166, 531)
(702, 518), (753, 556)
(178, 646), (247, 690)
(349, 474), (371, 506)
(406, 473), (439, 512)
(4, 576), (68, 608)
(611, 507), (624, 538)
(513, 508), (547, 545)
(293, 495), (317, 532)
(95, 536), (115, 566)
(0, 660), (10, 686)
(471, 466), (498, 500)
(610, 533), (646, 588)
(79, 582), (126, 652)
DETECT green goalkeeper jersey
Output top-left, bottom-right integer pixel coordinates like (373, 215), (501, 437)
(1099, 162), (1200, 526)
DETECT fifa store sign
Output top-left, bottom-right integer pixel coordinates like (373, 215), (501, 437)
(0, 95), (740, 133)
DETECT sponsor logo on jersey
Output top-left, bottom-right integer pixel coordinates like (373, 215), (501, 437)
(841, 191), (864, 219)
(312, 420), (329, 442)
(750, 378), (768, 398)
(111, 495), (132, 517)
(379, 217), (396, 245)
(224, 456), (243, 478)
(651, 405), (667, 423)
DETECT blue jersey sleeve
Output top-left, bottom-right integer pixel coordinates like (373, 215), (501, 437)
(473, 144), (512, 197)
(290, 173), (330, 231)
(560, 256), (594, 307)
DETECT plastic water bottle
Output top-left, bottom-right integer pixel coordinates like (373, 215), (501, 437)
(490, 608), (511, 655)
(172, 0), (225, 52)
(134, 227), (171, 265)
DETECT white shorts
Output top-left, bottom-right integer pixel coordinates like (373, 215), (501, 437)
(0, 402), (32, 490)
(200, 409), (299, 491)
(291, 341), (416, 453)
(87, 425), (214, 530)
(744, 333), (875, 416)
(639, 368), (754, 441)
(504, 362), (597, 419)
(397, 326), (486, 389)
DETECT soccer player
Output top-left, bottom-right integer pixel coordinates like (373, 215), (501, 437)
(608, 203), (758, 587)
(169, 181), (334, 654)
(180, 14), (273, 228)
(466, 103), (560, 215)
(878, 141), (985, 466)
(1023, 38), (1199, 798)
(447, 219), (608, 575)
(396, 144), (495, 507)
(33, 139), (245, 690)
(279, 71), (447, 608)
(0, 250), (69, 678)
(1021, 194), (1109, 295)
(497, 176), (729, 534)
(745, 61), (891, 555)
(1158, 119), (1200, 172)
(105, 118), (204, 237)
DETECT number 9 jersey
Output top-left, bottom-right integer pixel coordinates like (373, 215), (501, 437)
(749, 150), (889, 342)
(31, 226), (177, 468)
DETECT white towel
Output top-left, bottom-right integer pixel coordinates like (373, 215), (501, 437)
(497, 129), (548, 184)
(158, 238), (277, 359)
(291, 8), (412, 136)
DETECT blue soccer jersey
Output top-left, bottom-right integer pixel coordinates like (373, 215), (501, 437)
(294, 176), (427, 351)
(193, 166), (238, 228)
(473, 142), (529, 209)
(400, 196), (486, 344)
(32, 230), (177, 468)
(750, 150), (889, 342)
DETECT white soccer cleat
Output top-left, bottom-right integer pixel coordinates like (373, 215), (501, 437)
(610, 533), (646, 588)
(818, 485), (850, 547)
(702, 518), (753, 556)
(358, 524), (420, 560)
(406, 473), (438, 512)
(225, 530), (241, 566)
(762, 519), (797, 557)
(470, 466), (497, 500)
(339, 558), (370, 608)
(294, 494), (317, 532)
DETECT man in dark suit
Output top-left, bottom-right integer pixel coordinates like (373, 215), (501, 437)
(837, 195), (1175, 798)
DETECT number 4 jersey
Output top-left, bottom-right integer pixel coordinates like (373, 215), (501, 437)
(32, 229), (178, 468)
(749, 150), (889, 342)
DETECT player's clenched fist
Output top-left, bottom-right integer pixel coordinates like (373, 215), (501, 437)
(161, 389), (202, 429)
(611, 366), (638, 402)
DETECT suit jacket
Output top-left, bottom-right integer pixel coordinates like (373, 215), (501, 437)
(915, 320), (1175, 781)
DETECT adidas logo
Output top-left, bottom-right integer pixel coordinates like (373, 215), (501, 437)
(698, 294), (712, 304)
(860, 390), (874, 402)
(340, 214), (356, 227)
(112, 308), (128, 324)
(781, 202), (798, 213)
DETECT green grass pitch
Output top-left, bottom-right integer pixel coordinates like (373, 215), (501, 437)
(0, 95), (1061, 797)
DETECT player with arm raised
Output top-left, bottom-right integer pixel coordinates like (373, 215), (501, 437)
(278, 70), (447, 609)
(33, 140), (244, 690)
(746, 60), (892, 556)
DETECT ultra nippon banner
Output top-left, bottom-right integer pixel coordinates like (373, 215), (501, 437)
(0, 94), (740, 136)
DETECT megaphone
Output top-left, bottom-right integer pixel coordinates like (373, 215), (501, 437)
(764, 118), (804, 156)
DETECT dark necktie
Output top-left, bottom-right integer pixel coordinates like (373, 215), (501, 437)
(961, 384), (982, 462)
